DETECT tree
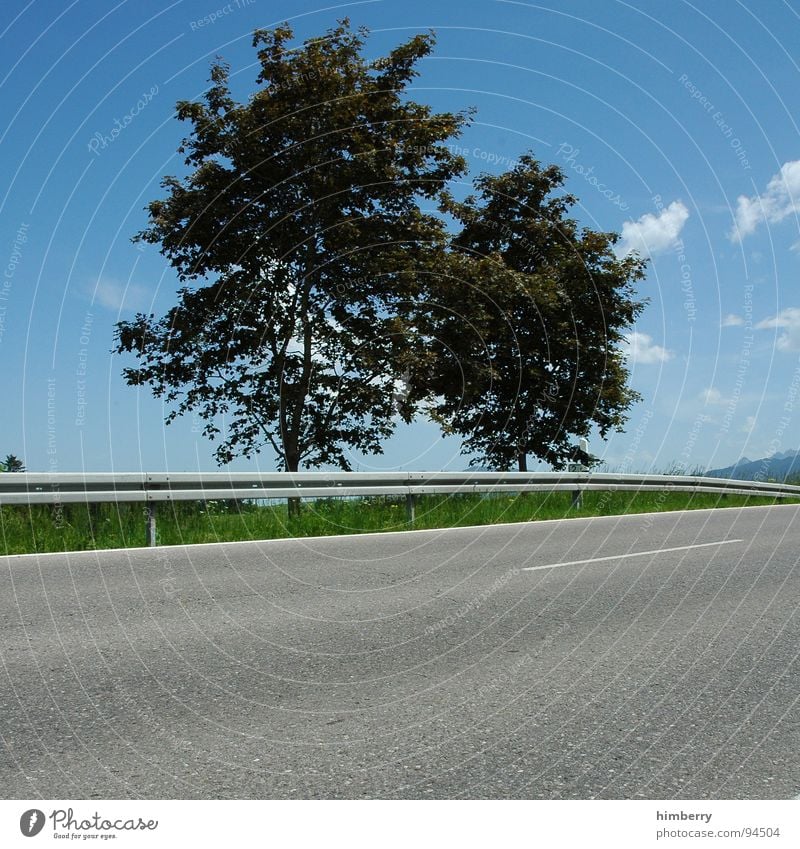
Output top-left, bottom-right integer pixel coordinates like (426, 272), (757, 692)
(1, 454), (26, 472)
(425, 156), (647, 471)
(115, 21), (470, 479)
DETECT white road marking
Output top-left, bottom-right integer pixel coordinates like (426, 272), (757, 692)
(523, 539), (744, 571)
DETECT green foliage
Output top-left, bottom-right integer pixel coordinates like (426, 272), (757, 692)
(0, 454), (25, 472)
(427, 156), (648, 471)
(115, 21), (648, 475)
(115, 20), (470, 472)
(0, 493), (791, 555)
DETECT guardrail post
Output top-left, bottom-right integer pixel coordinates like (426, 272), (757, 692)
(146, 502), (157, 547)
(406, 493), (416, 525)
(571, 489), (583, 510)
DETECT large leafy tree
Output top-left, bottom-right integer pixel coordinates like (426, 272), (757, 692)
(115, 21), (470, 473)
(426, 156), (647, 471)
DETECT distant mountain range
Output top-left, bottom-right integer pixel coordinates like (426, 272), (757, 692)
(706, 450), (800, 482)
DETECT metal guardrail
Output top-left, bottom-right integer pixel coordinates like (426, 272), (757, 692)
(2, 471), (799, 546)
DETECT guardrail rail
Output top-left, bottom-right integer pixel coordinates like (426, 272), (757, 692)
(2, 471), (799, 546)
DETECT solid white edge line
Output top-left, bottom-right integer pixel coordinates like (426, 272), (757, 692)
(522, 539), (744, 571)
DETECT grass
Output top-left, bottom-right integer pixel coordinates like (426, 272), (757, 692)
(1, 490), (797, 556)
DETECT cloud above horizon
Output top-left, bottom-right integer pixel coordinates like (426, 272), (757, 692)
(622, 331), (674, 364)
(756, 306), (800, 351)
(618, 200), (689, 257)
(741, 415), (756, 434)
(700, 387), (728, 405)
(730, 159), (800, 240)
(92, 277), (151, 312)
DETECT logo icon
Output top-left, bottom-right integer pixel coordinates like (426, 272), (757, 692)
(20, 809), (45, 837)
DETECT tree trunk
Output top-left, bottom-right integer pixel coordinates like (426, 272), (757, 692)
(518, 452), (528, 472)
(286, 452), (301, 520)
(284, 276), (314, 523)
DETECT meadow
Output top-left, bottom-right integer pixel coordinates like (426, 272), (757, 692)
(1, 490), (795, 555)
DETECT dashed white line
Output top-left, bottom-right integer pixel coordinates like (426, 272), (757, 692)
(522, 539), (744, 572)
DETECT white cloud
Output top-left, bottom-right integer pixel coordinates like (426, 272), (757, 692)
(618, 200), (689, 257)
(622, 331), (674, 364)
(93, 277), (150, 312)
(741, 415), (756, 434)
(730, 159), (800, 240)
(700, 387), (727, 405)
(722, 313), (744, 327)
(756, 307), (800, 351)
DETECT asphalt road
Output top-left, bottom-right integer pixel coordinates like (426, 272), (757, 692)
(2, 504), (799, 799)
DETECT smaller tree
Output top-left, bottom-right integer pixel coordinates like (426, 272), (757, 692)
(1, 454), (26, 472)
(427, 155), (648, 471)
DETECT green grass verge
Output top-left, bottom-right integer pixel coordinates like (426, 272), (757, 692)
(1, 490), (797, 555)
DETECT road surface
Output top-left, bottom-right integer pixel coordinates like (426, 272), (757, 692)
(2, 504), (799, 799)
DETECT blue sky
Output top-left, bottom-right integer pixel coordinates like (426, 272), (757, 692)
(2, 0), (800, 474)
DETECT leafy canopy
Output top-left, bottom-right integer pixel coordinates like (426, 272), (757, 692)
(115, 21), (471, 470)
(115, 22), (647, 474)
(0, 454), (25, 472)
(427, 155), (648, 470)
